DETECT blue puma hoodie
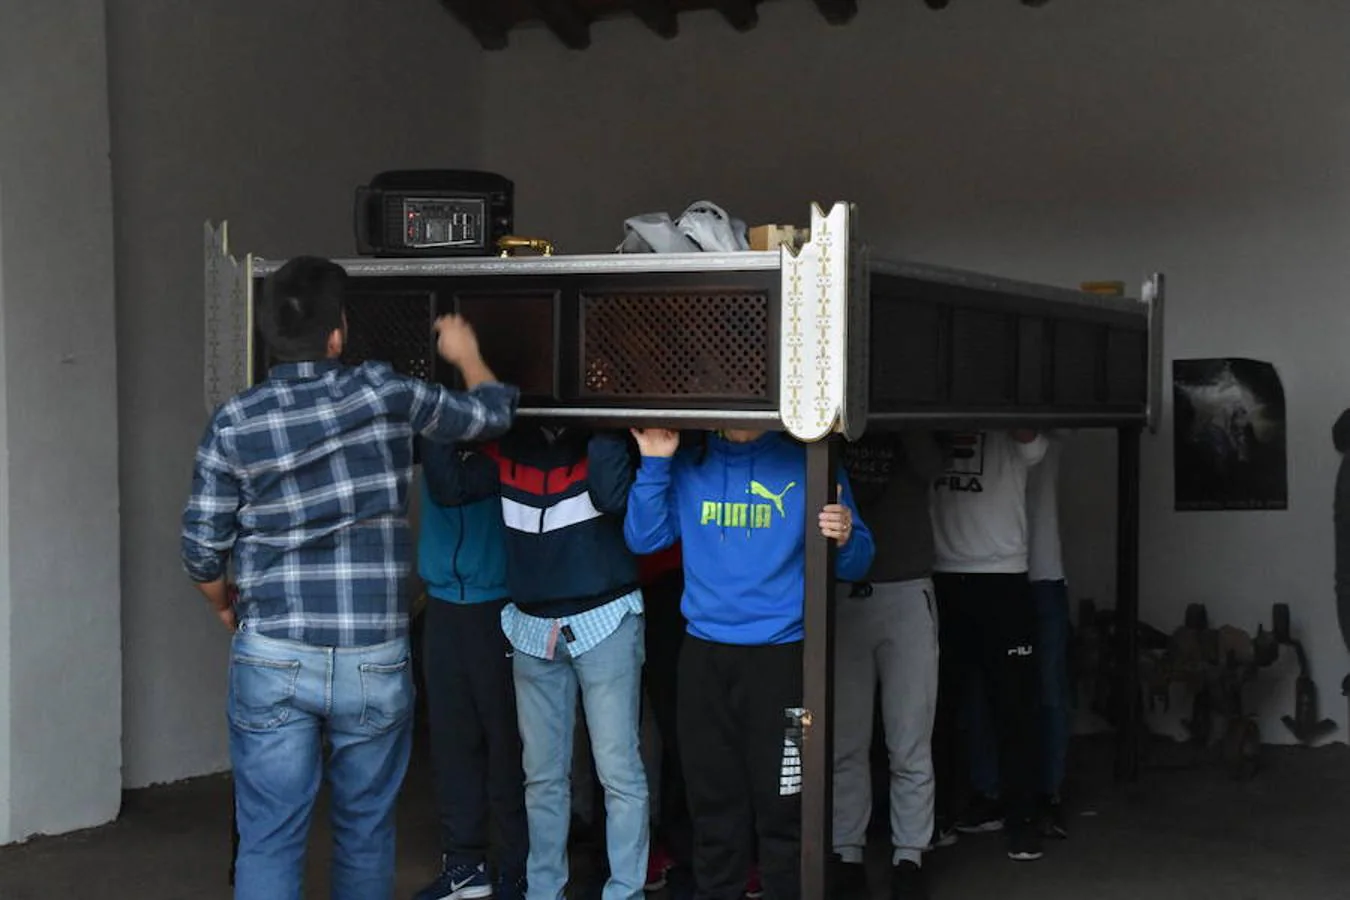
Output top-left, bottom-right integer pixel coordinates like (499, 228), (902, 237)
(625, 432), (874, 646)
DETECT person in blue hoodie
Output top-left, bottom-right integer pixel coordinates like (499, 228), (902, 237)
(624, 428), (874, 900)
(412, 438), (527, 900)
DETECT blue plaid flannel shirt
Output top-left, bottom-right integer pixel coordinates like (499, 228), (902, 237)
(181, 359), (518, 647)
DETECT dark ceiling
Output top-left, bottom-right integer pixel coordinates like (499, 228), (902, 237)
(440, 0), (1051, 51)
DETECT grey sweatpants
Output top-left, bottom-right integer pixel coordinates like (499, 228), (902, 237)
(832, 578), (939, 866)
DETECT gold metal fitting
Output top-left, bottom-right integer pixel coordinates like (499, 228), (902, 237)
(497, 235), (556, 258)
(1080, 280), (1126, 297)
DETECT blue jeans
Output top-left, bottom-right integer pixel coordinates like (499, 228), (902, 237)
(967, 579), (1071, 797)
(228, 631), (414, 900)
(514, 613), (649, 900)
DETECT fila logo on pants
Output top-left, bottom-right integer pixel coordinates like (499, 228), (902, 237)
(1007, 645), (1034, 658)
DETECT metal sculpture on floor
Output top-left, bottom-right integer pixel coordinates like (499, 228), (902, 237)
(1077, 599), (1334, 780)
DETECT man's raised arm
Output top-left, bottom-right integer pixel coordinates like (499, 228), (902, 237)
(406, 314), (519, 443)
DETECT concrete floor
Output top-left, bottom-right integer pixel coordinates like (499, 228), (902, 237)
(3, 734), (1350, 900)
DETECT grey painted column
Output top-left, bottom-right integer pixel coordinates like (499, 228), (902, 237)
(0, 0), (122, 844)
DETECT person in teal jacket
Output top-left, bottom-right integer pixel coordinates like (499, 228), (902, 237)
(624, 428), (874, 900)
(412, 438), (527, 900)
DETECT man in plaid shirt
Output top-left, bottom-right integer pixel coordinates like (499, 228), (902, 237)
(181, 256), (517, 900)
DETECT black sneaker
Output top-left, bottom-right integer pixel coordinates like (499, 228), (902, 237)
(955, 794), (1005, 834)
(891, 860), (929, 900)
(1040, 794), (1068, 840)
(412, 859), (492, 900)
(828, 854), (868, 900)
(1006, 824), (1044, 862)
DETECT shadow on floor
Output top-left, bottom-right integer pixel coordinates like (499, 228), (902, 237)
(3, 734), (1350, 899)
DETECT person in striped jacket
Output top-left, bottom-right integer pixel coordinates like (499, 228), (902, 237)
(438, 425), (650, 900)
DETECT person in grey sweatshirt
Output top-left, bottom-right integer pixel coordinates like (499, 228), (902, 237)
(830, 430), (946, 900)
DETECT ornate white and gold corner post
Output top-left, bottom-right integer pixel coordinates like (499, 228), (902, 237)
(779, 202), (870, 900)
(203, 221), (254, 413)
(204, 220), (254, 885)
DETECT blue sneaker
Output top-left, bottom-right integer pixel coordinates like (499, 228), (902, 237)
(412, 859), (493, 900)
(495, 870), (527, 900)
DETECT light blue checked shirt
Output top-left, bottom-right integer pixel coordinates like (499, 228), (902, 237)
(181, 359), (517, 647)
(501, 589), (645, 660)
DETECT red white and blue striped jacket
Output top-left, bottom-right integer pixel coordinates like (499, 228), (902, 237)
(483, 426), (639, 618)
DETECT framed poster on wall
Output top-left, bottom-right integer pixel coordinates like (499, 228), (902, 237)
(1172, 357), (1287, 511)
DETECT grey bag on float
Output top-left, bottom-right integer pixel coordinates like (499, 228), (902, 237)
(616, 200), (750, 253)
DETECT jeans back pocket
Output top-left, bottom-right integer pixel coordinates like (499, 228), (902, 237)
(229, 655), (301, 731)
(358, 657), (413, 734)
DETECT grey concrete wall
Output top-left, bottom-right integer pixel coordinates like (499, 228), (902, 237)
(107, 0), (486, 788)
(0, 1), (122, 842)
(481, 0), (1350, 742)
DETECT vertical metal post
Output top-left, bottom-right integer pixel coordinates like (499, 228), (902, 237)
(1143, 273), (1166, 435)
(1114, 425), (1143, 782)
(801, 436), (839, 898)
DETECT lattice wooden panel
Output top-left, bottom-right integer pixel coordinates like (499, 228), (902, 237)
(340, 291), (435, 380)
(582, 292), (770, 399)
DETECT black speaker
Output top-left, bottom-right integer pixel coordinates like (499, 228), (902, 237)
(354, 170), (514, 257)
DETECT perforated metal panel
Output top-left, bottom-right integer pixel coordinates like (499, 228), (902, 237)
(582, 292), (770, 399)
(340, 291), (435, 380)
